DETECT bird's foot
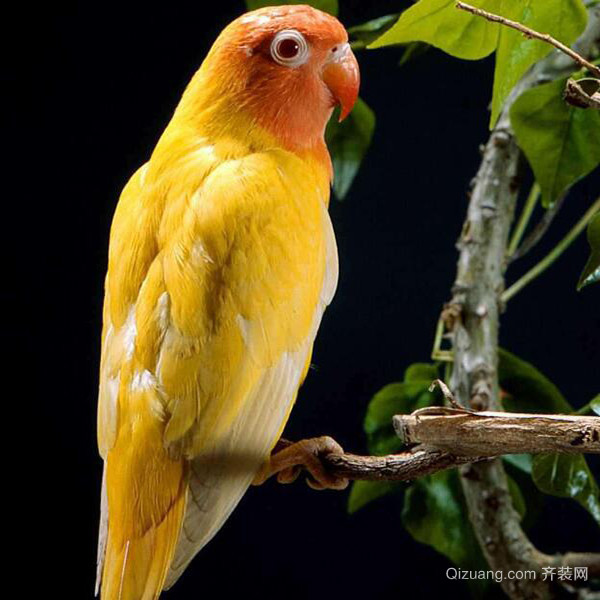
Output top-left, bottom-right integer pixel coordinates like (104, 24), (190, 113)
(252, 436), (348, 490)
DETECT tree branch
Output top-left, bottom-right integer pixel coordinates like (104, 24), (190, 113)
(395, 411), (600, 455)
(564, 76), (600, 109)
(456, 1), (600, 78)
(550, 552), (600, 578)
(508, 192), (564, 263)
(290, 411), (600, 482)
(323, 447), (480, 482)
(503, 197), (600, 302)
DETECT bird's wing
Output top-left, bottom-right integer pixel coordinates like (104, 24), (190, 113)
(97, 161), (157, 459)
(96, 162), (161, 595)
(158, 150), (337, 586)
(95, 160), (193, 599)
(165, 161), (338, 586)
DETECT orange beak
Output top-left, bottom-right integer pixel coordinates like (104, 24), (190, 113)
(322, 43), (360, 121)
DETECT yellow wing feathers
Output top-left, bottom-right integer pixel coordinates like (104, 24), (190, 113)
(100, 390), (187, 600)
(97, 129), (335, 598)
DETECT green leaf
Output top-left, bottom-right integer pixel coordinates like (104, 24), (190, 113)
(498, 348), (572, 414)
(578, 210), (600, 290)
(403, 362), (440, 383)
(364, 0), (587, 133)
(503, 453), (533, 474)
(351, 361), (440, 512)
(347, 480), (402, 514)
(402, 471), (477, 566)
(364, 381), (437, 455)
(575, 394), (600, 415)
(402, 470), (489, 596)
(511, 77), (600, 207)
(398, 42), (431, 67)
(532, 454), (600, 526)
(490, 0), (587, 127)
(369, 0), (503, 60)
(326, 97), (375, 200)
(348, 14), (399, 50)
(245, 0), (338, 15)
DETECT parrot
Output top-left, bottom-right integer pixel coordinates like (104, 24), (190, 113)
(95, 4), (360, 599)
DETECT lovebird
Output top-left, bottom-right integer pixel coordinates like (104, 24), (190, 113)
(96, 5), (359, 599)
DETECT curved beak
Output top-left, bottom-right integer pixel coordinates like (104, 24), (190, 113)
(322, 43), (360, 121)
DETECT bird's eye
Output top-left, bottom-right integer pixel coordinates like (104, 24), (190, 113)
(270, 30), (309, 67)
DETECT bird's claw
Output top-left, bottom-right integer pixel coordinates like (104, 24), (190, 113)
(254, 436), (348, 491)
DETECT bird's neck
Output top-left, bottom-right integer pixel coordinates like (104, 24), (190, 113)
(168, 64), (334, 181)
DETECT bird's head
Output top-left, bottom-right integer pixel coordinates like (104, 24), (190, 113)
(179, 5), (360, 157)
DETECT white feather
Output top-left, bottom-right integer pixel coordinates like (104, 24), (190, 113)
(122, 307), (137, 361)
(130, 369), (157, 392)
(95, 465), (109, 596)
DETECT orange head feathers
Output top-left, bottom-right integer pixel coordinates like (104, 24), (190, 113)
(175, 4), (360, 156)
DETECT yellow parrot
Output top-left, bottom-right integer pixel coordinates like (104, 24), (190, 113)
(95, 5), (360, 599)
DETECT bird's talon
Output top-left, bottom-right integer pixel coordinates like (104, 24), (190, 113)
(277, 465), (302, 484)
(306, 476), (325, 491)
(259, 435), (348, 491)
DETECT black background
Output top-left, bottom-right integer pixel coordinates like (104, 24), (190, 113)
(9, 1), (599, 598)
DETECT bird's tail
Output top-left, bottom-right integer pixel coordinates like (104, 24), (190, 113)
(99, 500), (186, 600)
(97, 405), (188, 600)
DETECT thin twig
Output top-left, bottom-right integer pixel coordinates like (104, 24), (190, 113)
(507, 182), (540, 258)
(323, 448), (482, 481)
(428, 378), (462, 408)
(456, 1), (600, 78)
(509, 193), (565, 263)
(503, 197), (600, 302)
(430, 314), (454, 362)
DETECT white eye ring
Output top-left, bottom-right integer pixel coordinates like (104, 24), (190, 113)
(270, 29), (310, 67)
